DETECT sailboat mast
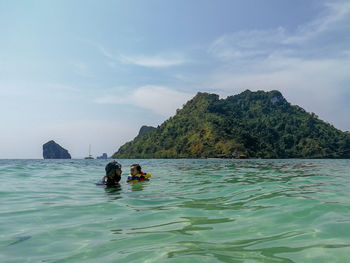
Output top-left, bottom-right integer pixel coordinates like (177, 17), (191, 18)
(84, 144), (94, 159)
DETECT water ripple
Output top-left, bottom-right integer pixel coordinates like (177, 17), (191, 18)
(1, 159), (350, 262)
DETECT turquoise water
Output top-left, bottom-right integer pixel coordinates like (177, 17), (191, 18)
(1, 159), (350, 263)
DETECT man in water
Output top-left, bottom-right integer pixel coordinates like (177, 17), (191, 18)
(126, 164), (151, 182)
(100, 160), (122, 186)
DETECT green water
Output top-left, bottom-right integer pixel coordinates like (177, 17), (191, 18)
(1, 159), (350, 263)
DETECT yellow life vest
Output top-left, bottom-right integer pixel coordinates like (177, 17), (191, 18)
(127, 172), (151, 183)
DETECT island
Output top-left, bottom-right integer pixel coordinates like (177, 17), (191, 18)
(112, 90), (350, 159)
(43, 140), (71, 159)
(96, 153), (108, 159)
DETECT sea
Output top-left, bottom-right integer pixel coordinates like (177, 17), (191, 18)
(1, 159), (350, 263)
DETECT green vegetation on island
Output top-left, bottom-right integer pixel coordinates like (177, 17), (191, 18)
(113, 90), (350, 159)
(137, 125), (156, 138)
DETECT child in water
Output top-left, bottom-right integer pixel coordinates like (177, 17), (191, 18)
(126, 164), (151, 183)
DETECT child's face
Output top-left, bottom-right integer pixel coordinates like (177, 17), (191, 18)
(130, 166), (138, 176)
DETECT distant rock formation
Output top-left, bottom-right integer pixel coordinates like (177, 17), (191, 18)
(137, 125), (156, 137)
(96, 153), (108, 159)
(43, 140), (71, 159)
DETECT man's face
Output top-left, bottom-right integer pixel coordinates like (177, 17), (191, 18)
(108, 168), (122, 179)
(115, 168), (122, 176)
(130, 166), (138, 176)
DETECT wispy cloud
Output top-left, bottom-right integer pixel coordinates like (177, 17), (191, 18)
(205, 55), (350, 130)
(205, 0), (350, 130)
(94, 85), (193, 116)
(96, 44), (187, 68)
(284, 0), (350, 44)
(208, 56), (350, 100)
(98, 45), (115, 60)
(208, 27), (288, 61)
(209, 1), (350, 62)
(118, 54), (186, 67)
(70, 61), (94, 78)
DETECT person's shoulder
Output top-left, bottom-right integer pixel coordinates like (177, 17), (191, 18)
(101, 176), (107, 182)
(96, 176), (107, 186)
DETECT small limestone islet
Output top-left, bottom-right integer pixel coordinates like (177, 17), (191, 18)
(42, 140), (71, 159)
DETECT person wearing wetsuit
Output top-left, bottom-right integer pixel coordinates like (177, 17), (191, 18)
(100, 160), (122, 186)
(126, 163), (151, 183)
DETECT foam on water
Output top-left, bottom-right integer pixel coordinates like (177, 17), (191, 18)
(1, 159), (350, 262)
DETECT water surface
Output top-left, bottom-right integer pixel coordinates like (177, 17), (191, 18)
(1, 159), (350, 262)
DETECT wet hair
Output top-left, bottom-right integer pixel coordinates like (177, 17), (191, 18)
(105, 160), (122, 176)
(130, 164), (141, 172)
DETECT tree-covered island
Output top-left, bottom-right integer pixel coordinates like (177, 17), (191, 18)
(113, 90), (350, 159)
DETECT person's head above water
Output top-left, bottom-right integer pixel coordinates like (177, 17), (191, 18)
(130, 164), (141, 176)
(105, 160), (122, 179)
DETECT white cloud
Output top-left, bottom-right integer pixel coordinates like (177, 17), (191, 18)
(71, 61), (94, 78)
(205, 53), (350, 130)
(96, 44), (187, 68)
(209, 1), (350, 62)
(205, 1), (350, 131)
(209, 56), (348, 99)
(94, 85), (194, 116)
(119, 54), (186, 67)
(208, 27), (287, 60)
(132, 86), (193, 115)
(98, 45), (115, 60)
(284, 0), (350, 44)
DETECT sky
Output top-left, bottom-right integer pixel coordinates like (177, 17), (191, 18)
(0, 0), (349, 158)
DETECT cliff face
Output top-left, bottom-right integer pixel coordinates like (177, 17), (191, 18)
(112, 90), (350, 159)
(43, 140), (71, 159)
(137, 126), (156, 137)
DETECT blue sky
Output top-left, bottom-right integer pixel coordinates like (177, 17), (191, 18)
(0, 0), (349, 158)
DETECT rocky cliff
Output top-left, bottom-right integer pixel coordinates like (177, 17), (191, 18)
(43, 140), (71, 159)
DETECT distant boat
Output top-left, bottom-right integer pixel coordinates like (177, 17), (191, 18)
(84, 144), (94, 159)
